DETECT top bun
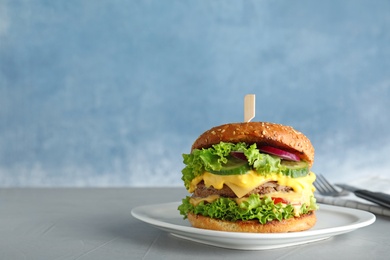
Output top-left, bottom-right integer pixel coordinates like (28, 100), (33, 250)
(191, 122), (314, 166)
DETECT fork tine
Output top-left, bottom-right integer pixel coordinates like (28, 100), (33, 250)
(314, 174), (349, 197)
(314, 175), (328, 194)
(315, 174), (339, 195)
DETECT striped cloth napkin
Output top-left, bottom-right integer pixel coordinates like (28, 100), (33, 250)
(316, 193), (390, 217)
(315, 176), (390, 217)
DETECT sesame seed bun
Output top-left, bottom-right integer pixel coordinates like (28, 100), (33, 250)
(187, 211), (317, 233)
(191, 122), (314, 166)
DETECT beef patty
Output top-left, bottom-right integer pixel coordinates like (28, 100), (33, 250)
(193, 181), (293, 198)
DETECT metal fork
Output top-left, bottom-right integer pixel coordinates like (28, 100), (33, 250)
(314, 174), (349, 197)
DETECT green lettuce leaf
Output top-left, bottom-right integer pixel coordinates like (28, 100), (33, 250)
(178, 194), (318, 224)
(181, 142), (308, 190)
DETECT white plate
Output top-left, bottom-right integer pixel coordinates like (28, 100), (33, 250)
(131, 202), (376, 250)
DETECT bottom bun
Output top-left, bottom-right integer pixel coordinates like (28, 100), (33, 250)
(187, 212), (316, 233)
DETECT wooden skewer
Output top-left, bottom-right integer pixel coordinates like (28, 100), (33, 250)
(244, 94), (255, 122)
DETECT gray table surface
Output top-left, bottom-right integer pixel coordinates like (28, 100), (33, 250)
(0, 188), (389, 260)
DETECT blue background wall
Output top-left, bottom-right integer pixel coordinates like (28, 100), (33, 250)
(1, 0), (389, 187)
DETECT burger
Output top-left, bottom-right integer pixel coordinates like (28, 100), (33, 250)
(178, 122), (318, 233)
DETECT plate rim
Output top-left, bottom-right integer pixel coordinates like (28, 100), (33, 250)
(131, 201), (376, 240)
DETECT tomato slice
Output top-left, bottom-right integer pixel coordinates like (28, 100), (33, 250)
(272, 197), (289, 204)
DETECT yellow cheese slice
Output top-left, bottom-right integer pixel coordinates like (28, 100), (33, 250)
(189, 170), (316, 199)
